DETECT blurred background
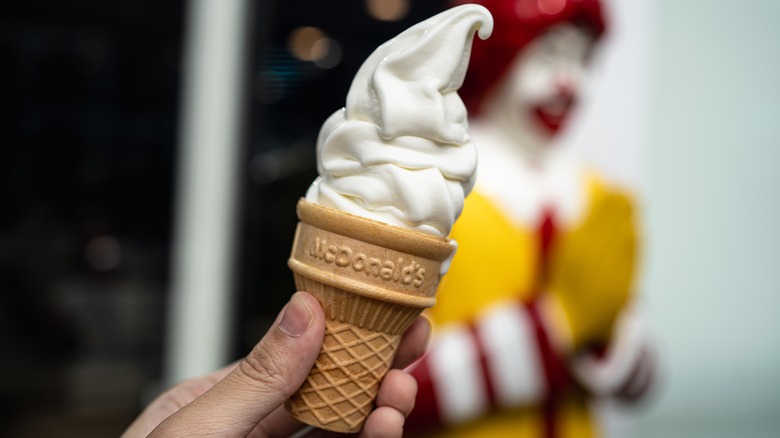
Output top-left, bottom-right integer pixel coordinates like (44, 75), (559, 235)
(1, 0), (778, 437)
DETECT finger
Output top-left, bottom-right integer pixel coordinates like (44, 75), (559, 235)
(121, 363), (241, 438)
(250, 321), (427, 438)
(248, 319), (427, 438)
(391, 316), (431, 369)
(624, 363), (654, 403)
(149, 292), (326, 438)
(243, 406), (301, 438)
(248, 371), (418, 438)
(376, 369), (417, 418)
(207, 360), (241, 381)
(619, 348), (655, 403)
(359, 406), (405, 438)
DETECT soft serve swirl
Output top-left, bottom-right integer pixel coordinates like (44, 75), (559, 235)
(305, 5), (493, 237)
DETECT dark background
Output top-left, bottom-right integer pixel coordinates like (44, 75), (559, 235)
(0, 0), (446, 436)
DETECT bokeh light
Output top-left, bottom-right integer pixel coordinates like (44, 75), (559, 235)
(313, 38), (342, 69)
(365, 0), (410, 22)
(249, 152), (281, 184)
(288, 26), (327, 62)
(85, 235), (121, 271)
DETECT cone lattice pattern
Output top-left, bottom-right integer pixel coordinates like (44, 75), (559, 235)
(285, 315), (401, 431)
(285, 199), (454, 433)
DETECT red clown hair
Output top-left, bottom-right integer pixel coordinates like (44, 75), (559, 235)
(457, 0), (608, 116)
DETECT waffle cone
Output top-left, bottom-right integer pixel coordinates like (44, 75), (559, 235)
(285, 199), (454, 433)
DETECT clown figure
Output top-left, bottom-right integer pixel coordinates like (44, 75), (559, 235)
(406, 1), (656, 437)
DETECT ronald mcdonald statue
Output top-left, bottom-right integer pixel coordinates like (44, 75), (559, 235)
(406, 0), (656, 436)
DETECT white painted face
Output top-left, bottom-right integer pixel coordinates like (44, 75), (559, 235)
(483, 24), (594, 156)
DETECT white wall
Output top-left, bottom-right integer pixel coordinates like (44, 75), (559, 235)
(561, 0), (654, 192)
(560, 1), (780, 436)
(638, 1), (780, 437)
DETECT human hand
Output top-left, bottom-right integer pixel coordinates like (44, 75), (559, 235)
(122, 291), (431, 438)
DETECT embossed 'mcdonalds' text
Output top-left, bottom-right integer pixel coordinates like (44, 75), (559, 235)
(308, 237), (426, 288)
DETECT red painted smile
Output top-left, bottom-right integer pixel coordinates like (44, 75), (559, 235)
(531, 93), (576, 134)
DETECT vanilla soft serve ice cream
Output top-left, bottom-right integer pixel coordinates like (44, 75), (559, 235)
(305, 5), (493, 238)
(287, 7), (494, 431)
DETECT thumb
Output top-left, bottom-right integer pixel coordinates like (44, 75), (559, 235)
(150, 292), (325, 437)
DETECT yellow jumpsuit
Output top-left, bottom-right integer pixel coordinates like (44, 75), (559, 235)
(410, 170), (639, 438)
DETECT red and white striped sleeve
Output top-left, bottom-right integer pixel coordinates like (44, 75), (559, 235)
(405, 300), (567, 433)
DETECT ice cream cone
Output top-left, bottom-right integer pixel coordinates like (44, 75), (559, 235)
(285, 198), (454, 433)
